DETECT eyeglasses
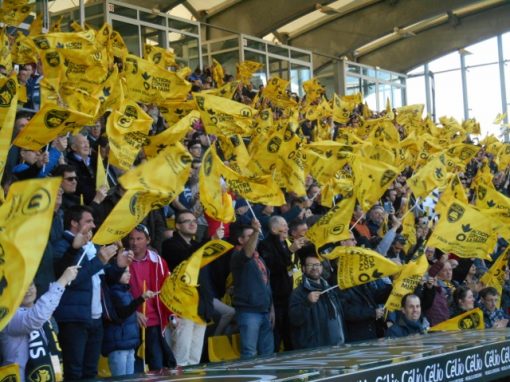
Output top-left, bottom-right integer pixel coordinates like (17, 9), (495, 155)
(135, 224), (150, 236)
(178, 219), (198, 224)
(305, 263), (323, 269)
(64, 176), (78, 182)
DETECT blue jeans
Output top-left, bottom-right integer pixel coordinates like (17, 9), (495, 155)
(236, 311), (274, 359)
(108, 349), (135, 376)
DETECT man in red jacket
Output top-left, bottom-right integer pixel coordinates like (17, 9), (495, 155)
(128, 224), (175, 371)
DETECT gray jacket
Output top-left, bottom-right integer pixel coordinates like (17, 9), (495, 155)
(0, 282), (65, 382)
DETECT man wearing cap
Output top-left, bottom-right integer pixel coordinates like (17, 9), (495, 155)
(128, 224), (175, 371)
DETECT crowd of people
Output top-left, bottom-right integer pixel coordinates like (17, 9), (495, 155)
(1, 23), (510, 382)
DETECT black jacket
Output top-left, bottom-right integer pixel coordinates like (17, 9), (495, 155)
(258, 233), (293, 307)
(66, 151), (97, 205)
(340, 282), (392, 342)
(289, 277), (345, 349)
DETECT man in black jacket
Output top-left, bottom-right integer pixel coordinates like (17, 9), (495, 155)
(160, 210), (216, 366)
(289, 253), (345, 349)
(258, 215), (304, 352)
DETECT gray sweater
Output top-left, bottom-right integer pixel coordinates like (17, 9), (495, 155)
(0, 282), (65, 382)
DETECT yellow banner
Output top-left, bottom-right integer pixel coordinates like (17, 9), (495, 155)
(202, 80), (240, 100)
(429, 308), (484, 331)
(236, 60), (263, 84)
(203, 146), (285, 206)
(96, 151), (109, 191)
(106, 100), (152, 171)
(93, 144), (192, 244)
(144, 111), (199, 158)
(0, 74), (18, 181)
(324, 246), (401, 289)
(0, 363), (20, 381)
(0, 3), (32, 26)
(160, 240), (233, 323)
(211, 58), (225, 87)
(408, 155), (452, 199)
(306, 194), (355, 249)
(480, 249), (510, 307)
(384, 254), (428, 312)
(143, 43), (176, 68)
(427, 200), (497, 260)
(158, 99), (197, 126)
(435, 175), (468, 216)
(123, 54), (191, 104)
(351, 154), (398, 212)
(0, 177), (61, 331)
(194, 92), (256, 136)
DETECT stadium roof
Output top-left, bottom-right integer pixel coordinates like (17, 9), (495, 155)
(54, 0), (510, 73)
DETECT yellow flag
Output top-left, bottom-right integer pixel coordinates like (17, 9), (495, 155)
(194, 92), (256, 136)
(351, 154), (399, 212)
(123, 54), (191, 104)
(60, 85), (101, 119)
(158, 99), (197, 126)
(0, 30), (12, 72)
(93, 66), (124, 116)
(106, 100), (152, 171)
(0, 177), (61, 331)
(143, 43), (176, 68)
(0, 363), (20, 381)
(216, 134), (253, 175)
(305, 193), (356, 249)
(302, 78), (324, 105)
(93, 144), (192, 244)
(0, 73), (18, 181)
(435, 175), (468, 216)
(473, 181), (510, 227)
(144, 110), (199, 158)
(305, 97), (331, 121)
(202, 146), (285, 206)
(0, 3), (32, 26)
(96, 151), (109, 191)
(480, 249), (509, 307)
(211, 58), (225, 86)
(236, 60), (263, 84)
(427, 200), (497, 260)
(408, 155), (453, 199)
(324, 246), (401, 289)
(160, 240), (233, 323)
(14, 104), (94, 150)
(332, 93), (360, 124)
(304, 147), (349, 186)
(400, 210), (416, 253)
(365, 118), (400, 146)
(111, 30), (128, 62)
(320, 177), (354, 208)
(203, 80), (240, 100)
(429, 308), (484, 331)
(262, 77), (296, 109)
(384, 254), (428, 311)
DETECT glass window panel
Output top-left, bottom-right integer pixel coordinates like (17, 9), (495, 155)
(211, 51), (239, 79)
(345, 75), (362, 95)
(168, 17), (199, 34)
(291, 50), (311, 63)
(377, 70), (391, 82)
(210, 38), (239, 52)
(465, 37), (498, 67)
(466, 63), (502, 136)
(347, 64), (361, 75)
(169, 33), (200, 69)
(85, 3), (104, 19)
(290, 64), (311, 96)
(392, 86), (403, 108)
(112, 19), (140, 56)
(434, 70), (463, 124)
(362, 67), (376, 78)
(268, 57), (289, 80)
(140, 11), (165, 26)
(378, 83), (391, 111)
(244, 38), (266, 51)
(86, 16), (104, 30)
(109, 4), (137, 19)
(504, 32), (510, 60)
(362, 79), (377, 110)
(142, 26), (165, 48)
(405, 75), (427, 108)
(428, 51), (459, 72)
(316, 75), (336, 99)
(268, 44), (289, 58)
